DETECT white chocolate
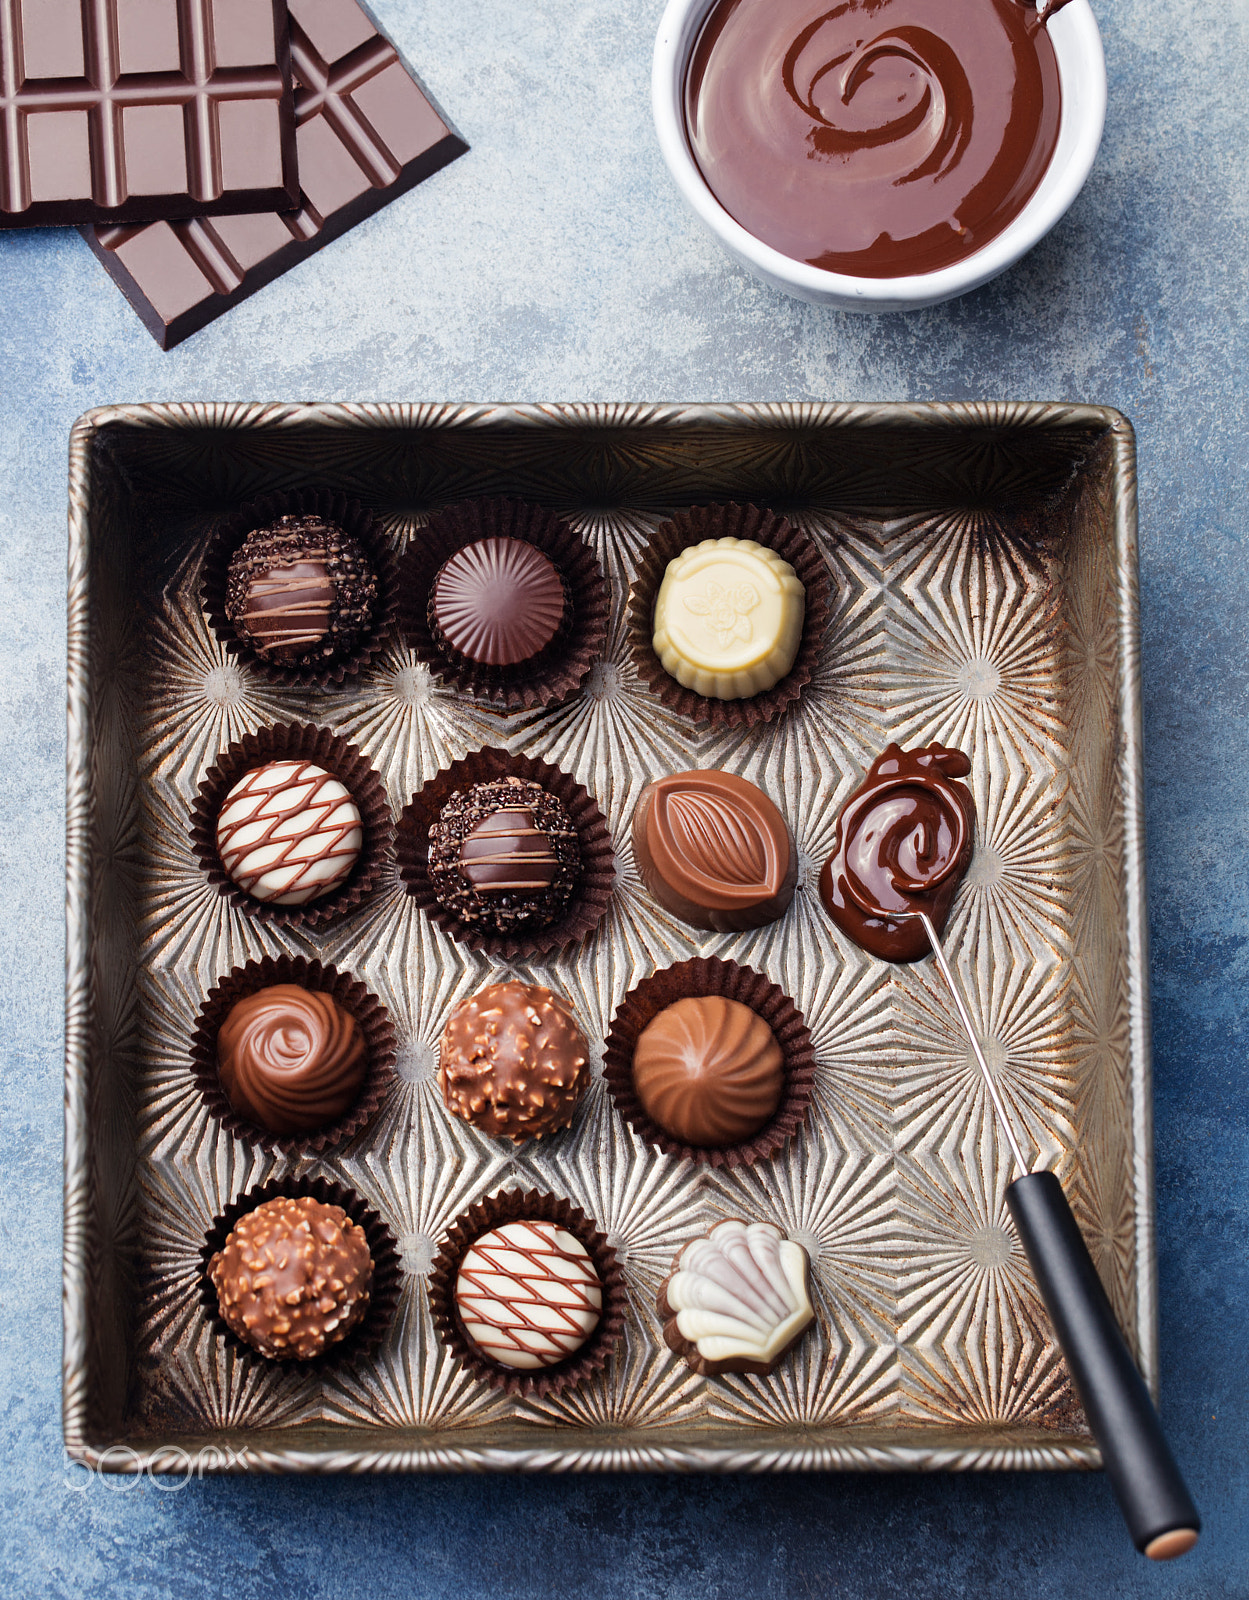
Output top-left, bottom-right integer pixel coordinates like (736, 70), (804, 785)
(216, 760), (362, 905)
(652, 538), (805, 700)
(455, 1221), (602, 1370)
(666, 1219), (813, 1367)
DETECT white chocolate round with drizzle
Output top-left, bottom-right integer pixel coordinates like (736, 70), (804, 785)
(652, 538), (805, 700)
(216, 760), (363, 905)
(664, 1218), (813, 1370)
(454, 1220), (602, 1370)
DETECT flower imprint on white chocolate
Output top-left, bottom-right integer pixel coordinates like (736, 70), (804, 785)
(683, 581), (760, 646)
(454, 1220), (603, 1370)
(658, 1218), (814, 1377)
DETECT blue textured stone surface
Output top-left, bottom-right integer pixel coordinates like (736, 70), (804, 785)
(1, 0), (1246, 1593)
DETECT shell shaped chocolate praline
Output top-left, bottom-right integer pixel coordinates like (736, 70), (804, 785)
(632, 994), (784, 1147)
(427, 775), (580, 935)
(225, 516), (378, 669)
(632, 769), (796, 932)
(429, 537), (572, 677)
(819, 742), (975, 962)
(658, 1218), (815, 1376)
(217, 983), (367, 1136)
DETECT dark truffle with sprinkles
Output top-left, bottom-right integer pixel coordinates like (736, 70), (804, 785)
(429, 538), (571, 675)
(428, 776), (580, 935)
(225, 516), (379, 668)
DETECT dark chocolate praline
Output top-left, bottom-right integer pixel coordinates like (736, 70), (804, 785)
(225, 515), (378, 668)
(427, 775), (580, 935)
(429, 537), (572, 676)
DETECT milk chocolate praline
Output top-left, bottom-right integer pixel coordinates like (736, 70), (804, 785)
(633, 769), (796, 932)
(429, 537), (572, 675)
(208, 1195), (373, 1361)
(225, 515), (378, 668)
(439, 981), (590, 1142)
(633, 995), (784, 1147)
(217, 983), (367, 1136)
(427, 775), (580, 935)
(819, 741), (976, 962)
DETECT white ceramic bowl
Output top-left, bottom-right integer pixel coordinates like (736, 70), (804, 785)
(652, 0), (1107, 312)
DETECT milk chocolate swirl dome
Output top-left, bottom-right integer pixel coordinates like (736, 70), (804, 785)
(217, 983), (367, 1136)
(633, 995), (784, 1148)
(819, 741), (976, 963)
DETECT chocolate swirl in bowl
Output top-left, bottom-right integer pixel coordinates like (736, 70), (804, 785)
(819, 742), (975, 962)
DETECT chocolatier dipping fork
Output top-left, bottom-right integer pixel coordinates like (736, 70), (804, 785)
(894, 908), (1200, 1560)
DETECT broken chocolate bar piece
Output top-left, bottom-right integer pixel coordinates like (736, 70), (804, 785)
(0, 0), (298, 228)
(82, 0), (468, 348)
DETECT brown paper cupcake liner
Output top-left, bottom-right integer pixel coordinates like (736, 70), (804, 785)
(625, 502), (832, 728)
(189, 721), (393, 931)
(398, 497), (610, 711)
(427, 1186), (626, 1399)
(394, 746), (615, 959)
(198, 1175), (401, 1370)
(602, 956), (815, 1168)
(201, 487), (400, 688)
(190, 955), (397, 1155)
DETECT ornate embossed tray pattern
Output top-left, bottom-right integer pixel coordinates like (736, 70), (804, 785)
(64, 402), (1149, 1473)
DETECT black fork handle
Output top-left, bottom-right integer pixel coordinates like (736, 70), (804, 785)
(1006, 1171), (1200, 1559)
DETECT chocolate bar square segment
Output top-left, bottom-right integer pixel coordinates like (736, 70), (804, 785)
(0, 0), (299, 227)
(83, 0), (469, 349)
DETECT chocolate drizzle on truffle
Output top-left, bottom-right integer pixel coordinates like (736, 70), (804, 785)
(430, 537), (571, 673)
(428, 775), (580, 934)
(225, 515), (378, 667)
(217, 984), (367, 1136)
(633, 994), (784, 1147)
(454, 1220), (603, 1370)
(216, 759), (363, 905)
(208, 1195), (373, 1360)
(633, 769), (796, 931)
(819, 742), (976, 962)
(439, 981), (590, 1142)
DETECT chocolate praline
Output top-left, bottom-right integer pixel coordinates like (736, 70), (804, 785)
(217, 983), (366, 1136)
(819, 741), (975, 962)
(427, 775), (580, 935)
(216, 759), (363, 905)
(429, 537), (571, 675)
(632, 769), (796, 932)
(632, 994), (784, 1147)
(439, 981), (590, 1142)
(208, 1195), (373, 1360)
(658, 1218), (815, 1376)
(225, 515), (378, 668)
(454, 1219), (603, 1371)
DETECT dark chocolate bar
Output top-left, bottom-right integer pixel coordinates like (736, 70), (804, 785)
(82, 0), (468, 349)
(0, 0), (299, 227)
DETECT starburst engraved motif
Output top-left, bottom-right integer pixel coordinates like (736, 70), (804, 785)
(65, 403), (1147, 1473)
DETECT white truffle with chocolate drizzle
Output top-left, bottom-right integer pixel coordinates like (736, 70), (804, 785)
(216, 759), (363, 905)
(454, 1219), (602, 1370)
(658, 1218), (814, 1376)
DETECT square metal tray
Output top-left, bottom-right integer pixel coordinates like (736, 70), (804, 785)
(64, 400), (1151, 1474)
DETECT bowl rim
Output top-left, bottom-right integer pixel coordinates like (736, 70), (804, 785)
(651, 0), (1107, 307)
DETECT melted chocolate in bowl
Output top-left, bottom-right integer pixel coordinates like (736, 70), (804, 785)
(684, 0), (1062, 277)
